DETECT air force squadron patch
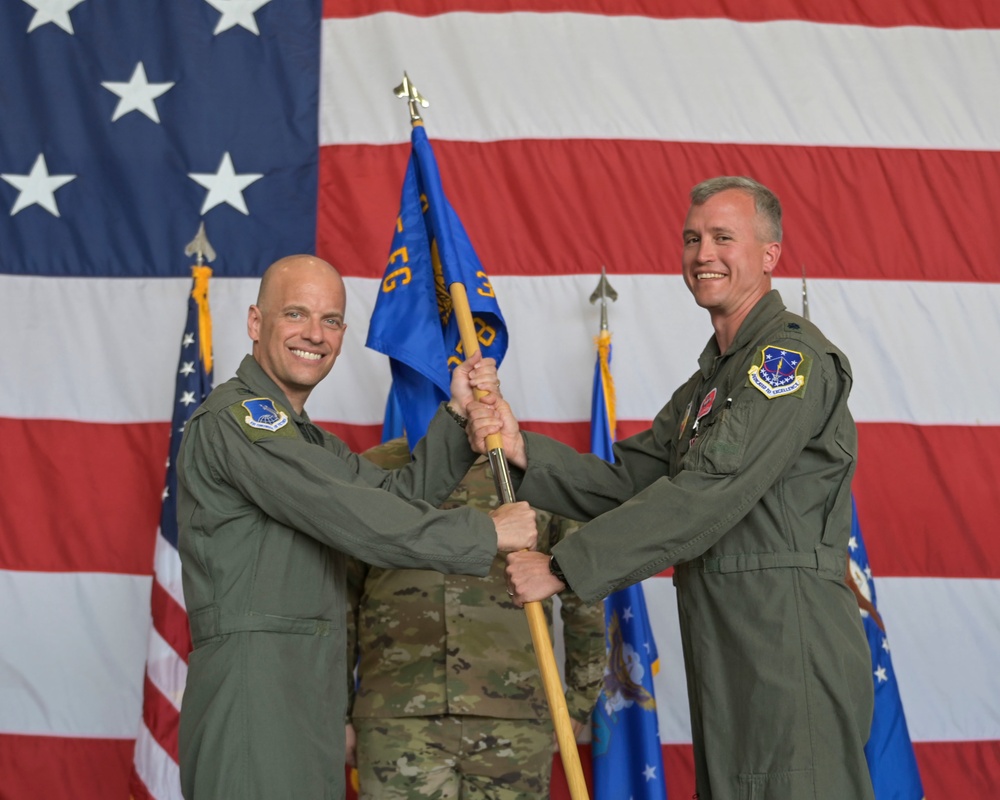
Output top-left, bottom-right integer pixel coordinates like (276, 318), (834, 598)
(243, 398), (288, 430)
(748, 346), (811, 399)
(227, 397), (297, 442)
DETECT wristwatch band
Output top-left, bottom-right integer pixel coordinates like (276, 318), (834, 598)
(444, 403), (468, 429)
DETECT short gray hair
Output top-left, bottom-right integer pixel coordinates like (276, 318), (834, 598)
(689, 176), (783, 243)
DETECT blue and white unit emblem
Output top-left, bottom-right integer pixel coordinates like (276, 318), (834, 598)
(242, 398), (289, 431)
(748, 346), (806, 398)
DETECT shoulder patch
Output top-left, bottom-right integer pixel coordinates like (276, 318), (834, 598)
(747, 346), (811, 399)
(228, 397), (297, 441)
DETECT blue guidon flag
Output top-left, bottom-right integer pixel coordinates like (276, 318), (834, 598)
(748, 345), (808, 398)
(366, 124), (507, 447)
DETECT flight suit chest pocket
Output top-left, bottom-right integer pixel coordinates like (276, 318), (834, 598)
(685, 396), (753, 475)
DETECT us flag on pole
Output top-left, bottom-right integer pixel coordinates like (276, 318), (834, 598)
(129, 265), (213, 799)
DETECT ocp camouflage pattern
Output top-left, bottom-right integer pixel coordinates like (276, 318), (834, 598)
(346, 438), (606, 723)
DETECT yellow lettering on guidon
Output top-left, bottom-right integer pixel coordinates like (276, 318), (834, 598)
(387, 245), (409, 266)
(382, 265), (411, 292)
(446, 318), (497, 370)
(473, 316), (496, 347)
(447, 339), (465, 369)
(476, 271), (495, 298)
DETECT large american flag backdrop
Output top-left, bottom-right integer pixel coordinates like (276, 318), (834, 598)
(2, 1), (998, 797)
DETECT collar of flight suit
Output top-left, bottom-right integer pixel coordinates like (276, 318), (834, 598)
(695, 289), (787, 378)
(235, 354), (316, 428)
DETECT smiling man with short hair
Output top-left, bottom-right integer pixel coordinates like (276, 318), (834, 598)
(485, 177), (876, 800)
(176, 253), (538, 800)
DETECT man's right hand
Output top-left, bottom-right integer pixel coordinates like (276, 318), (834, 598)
(505, 550), (565, 607)
(489, 501), (537, 552)
(467, 393), (527, 469)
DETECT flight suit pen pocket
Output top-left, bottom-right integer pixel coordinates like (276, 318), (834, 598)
(692, 398), (752, 476)
(738, 768), (815, 799)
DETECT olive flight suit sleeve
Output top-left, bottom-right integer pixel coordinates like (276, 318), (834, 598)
(520, 337), (847, 603)
(183, 400), (496, 573)
(315, 405), (483, 512)
(509, 374), (695, 523)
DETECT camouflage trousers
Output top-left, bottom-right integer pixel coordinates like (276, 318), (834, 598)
(355, 716), (555, 800)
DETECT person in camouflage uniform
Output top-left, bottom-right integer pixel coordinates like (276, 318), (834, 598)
(346, 437), (607, 800)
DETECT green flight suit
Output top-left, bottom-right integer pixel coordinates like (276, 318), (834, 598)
(177, 355), (497, 800)
(516, 291), (874, 800)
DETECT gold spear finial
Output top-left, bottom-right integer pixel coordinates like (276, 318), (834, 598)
(394, 71), (429, 122)
(589, 266), (618, 331)
(184, 221), (216, 266)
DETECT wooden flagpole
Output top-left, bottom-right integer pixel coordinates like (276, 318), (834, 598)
(395, 73), (590, 800)
(450, 283), (590, 800)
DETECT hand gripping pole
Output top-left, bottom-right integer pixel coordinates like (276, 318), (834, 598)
(449, 281), (590, 800)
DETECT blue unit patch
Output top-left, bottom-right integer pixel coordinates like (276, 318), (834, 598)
(242, 398), (289, 431)
(748, 346), (807, 398)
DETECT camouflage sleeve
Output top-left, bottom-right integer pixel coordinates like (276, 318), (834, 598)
(551, 514), (607, 724)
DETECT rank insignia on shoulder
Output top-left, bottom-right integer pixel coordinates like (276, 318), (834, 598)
(242, 398), (289, 431)
(748, 346), (810, 399)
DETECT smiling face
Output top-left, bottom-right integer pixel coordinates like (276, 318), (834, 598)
(682, 189), (781, 344)
(247, 256), (348, 413)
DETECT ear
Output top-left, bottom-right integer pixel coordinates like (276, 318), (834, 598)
(247, 305), (262, 343)
(762, 241), (781, 275)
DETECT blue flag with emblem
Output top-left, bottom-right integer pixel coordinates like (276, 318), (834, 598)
(366, 123), (507, 446)
(849, 498), (925, 800)
(590, 329), (668, 800)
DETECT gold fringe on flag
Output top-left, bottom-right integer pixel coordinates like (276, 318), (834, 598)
(596, 328), (616, 440)
(191, 265), (213, 373)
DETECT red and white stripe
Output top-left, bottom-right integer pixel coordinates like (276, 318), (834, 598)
(3, 3), (999, 798)
(130, 532), (189, 799)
